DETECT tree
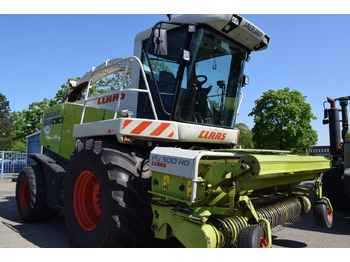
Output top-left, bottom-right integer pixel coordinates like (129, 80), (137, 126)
(0, 93), (13, 150)
(236, 123), (254, 149)
(12, 98), (54, 139)
(248, 87), (317, 155)
(11, 98), (54, 151)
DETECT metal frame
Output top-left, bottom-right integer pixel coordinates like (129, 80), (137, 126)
(79, 56), (158, 124)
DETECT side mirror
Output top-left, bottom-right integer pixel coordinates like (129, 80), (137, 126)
(323, 109), (329, 125)
(242, 75), (249, 87)
(153, 28), (168, 56)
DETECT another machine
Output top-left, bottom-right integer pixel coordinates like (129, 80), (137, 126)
(322, 96), (350, 205)
(15, 14), (332, 248)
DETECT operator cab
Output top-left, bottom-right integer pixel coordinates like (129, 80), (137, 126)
(136, 14), (270, 129)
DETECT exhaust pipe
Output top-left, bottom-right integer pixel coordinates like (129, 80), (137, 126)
(325, 97), (342, 155)
(339, 99), (349, 141)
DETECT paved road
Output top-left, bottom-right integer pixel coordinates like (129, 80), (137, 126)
(1, 179), (350, 248)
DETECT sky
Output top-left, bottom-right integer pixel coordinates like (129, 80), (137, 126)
(1, 1), (350, 147)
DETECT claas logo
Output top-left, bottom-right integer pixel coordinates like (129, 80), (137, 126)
(198, 130), (227, 140)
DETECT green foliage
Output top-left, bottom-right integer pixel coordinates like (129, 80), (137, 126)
(236, 123), (254, 149)
(94, 71), (131, 91)
(0, 93), (13, 150)
(11, 138), (27, 152)
(149, 60), (172, 75)
(249, 87), (317, 155)
(12, 98), (53, 143)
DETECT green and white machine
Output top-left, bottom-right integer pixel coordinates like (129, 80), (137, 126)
(16, 14), (332, 248)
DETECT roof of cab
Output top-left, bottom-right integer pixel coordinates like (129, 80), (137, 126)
(135, 14), (270, 51)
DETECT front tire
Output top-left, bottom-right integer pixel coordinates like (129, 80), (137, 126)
(63, 139), (153, 247)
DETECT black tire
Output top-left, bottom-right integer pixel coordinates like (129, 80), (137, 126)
(237, 226), (268, 248)
(15, 165), (58, 222)
(322, 168), (349, 209)
(313, 199), (333, 229)
(344, 169), (350, 201)
(63, 139), (153, 247)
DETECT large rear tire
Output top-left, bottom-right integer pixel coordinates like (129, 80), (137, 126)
(15, 165), (58, 222)
(63, 139), (153, 247)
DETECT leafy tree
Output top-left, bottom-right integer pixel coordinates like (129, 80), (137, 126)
(11, 98), (54, 150)
(54, 78), (76, 103)
(0, 93), (13, 150)
(236, 123), (254, 149)
(11, 139), (27, 152)
(249, 87), (317, 155)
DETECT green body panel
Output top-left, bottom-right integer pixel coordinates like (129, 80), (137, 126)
(41, 103), (65, 155)
(230, 154), (331, 191)
(151, 172), (206, 203)
(41, 102), (114, 159)
(152, 205), (217, 248)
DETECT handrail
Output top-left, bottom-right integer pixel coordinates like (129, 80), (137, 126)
(79, 56), (158, 124)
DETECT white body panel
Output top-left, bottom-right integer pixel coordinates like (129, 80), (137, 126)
(73, 118), (239, 145)
(149, 147), (200, 179)
(134, 14), (269, 52)
(75, 89), (128, 112)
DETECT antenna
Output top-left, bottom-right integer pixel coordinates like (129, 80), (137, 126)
(167, 14), (172, 21)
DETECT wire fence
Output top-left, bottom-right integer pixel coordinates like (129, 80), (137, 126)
(0, 151), (27, 179)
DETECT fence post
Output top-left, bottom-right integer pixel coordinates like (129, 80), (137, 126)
(1, 151), (4, 180)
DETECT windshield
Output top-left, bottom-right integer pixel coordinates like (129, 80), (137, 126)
(138, 26), (248, 128)
(173, 28), (247, 128)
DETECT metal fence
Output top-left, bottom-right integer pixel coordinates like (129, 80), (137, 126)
(0, 151), (27, 179)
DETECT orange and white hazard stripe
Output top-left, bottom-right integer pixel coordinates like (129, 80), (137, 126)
(120, 119), (178, 139)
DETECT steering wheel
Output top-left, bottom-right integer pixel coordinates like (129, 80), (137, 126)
(195, 75), (207, 86)
(190, 75), (208, 88)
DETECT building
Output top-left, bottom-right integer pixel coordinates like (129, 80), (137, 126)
(310, 145), (330, 157)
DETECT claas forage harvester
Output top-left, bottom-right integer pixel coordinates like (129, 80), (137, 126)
(15, 14), (332, 248)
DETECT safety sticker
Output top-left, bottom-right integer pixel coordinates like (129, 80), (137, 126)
(162, 175), (169, 191)
(187, 180), (192, 196)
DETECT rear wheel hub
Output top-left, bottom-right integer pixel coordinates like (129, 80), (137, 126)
(19, 179), (29, 210)
(73, 170), (101, 231)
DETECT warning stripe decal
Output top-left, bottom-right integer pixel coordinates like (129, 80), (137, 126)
(120, 119), (176, 139)
(122, 119), (133, 129)
(130, 121), (153, 134)
(149, 123), (171, 136)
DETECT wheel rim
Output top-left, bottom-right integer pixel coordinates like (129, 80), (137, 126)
(326, 206), (332, 221)
(259, 237), (268, 248)
(73, 170), (101, 231)
(19, 179), (29, 210)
